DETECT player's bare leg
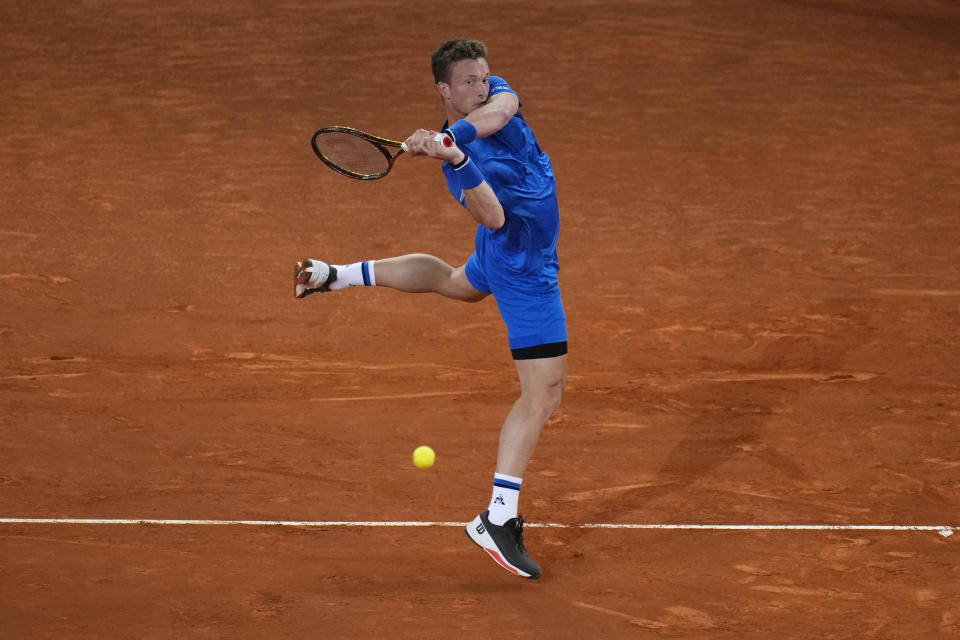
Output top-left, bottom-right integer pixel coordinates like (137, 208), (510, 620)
(374, 254), (486, 301)
(295, 255), (486, 302)
(466, 354), (566, 579)
(496, 355), (567, 477)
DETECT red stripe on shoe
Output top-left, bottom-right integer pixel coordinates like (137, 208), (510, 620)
(483, 548), (522, 575)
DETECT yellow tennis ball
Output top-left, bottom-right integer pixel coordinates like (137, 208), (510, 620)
(412, 445), (435, 469)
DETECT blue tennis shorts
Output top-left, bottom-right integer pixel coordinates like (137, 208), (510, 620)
(465, 253), (568, 356)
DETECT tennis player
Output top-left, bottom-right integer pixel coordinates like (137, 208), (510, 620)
(295, 39), (565, 579)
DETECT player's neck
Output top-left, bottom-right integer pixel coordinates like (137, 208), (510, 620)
(444, 103), (468, 125)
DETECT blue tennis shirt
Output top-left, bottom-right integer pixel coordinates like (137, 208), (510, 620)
(441, 76), (560, 292)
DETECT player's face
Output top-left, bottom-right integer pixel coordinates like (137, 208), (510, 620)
(438, 58), (490, 118)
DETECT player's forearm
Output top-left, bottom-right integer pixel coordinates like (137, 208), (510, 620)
(463, 183), (504, 230)
(448, 152), (504, 230)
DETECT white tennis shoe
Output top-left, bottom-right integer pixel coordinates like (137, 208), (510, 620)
(294, 258), (337, 298)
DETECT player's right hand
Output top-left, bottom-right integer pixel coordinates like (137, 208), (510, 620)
(403, 129), (461, 163)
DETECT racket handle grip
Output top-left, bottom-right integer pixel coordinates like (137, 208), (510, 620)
(400, 133), (453, 153)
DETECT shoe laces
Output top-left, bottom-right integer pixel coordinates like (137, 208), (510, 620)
(511, 515), (528, 552)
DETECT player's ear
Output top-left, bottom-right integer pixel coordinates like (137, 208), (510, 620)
(437, 82), (450, 100)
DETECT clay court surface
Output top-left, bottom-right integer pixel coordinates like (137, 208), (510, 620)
(2, 0), (959, 637)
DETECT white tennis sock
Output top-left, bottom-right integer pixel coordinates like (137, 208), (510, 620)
(487, 473), (523, 526)
(328, 260), (376, 290)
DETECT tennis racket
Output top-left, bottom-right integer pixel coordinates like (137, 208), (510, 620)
(311, 126), (453, 180)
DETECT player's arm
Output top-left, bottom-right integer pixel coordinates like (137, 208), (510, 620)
(459, 171), (504, 229)
(461, 90), (519, 138)
(446, 146), (503, 229)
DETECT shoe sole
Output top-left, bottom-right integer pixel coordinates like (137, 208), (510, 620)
(465, 514), (537, 579)
(294, 259), (330, 298)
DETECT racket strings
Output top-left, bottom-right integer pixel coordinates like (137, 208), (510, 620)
(315, 132), (391, 177)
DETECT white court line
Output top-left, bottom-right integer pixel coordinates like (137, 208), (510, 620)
(0, 518), (953, 537)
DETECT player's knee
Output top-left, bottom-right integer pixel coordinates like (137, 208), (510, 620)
(546, 375), (564, 416)
(532, 375), (564, 420)
(445, 272), (485, 302)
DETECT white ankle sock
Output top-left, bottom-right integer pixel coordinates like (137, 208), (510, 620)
(487, 473), (522, 526)
(329, 260), (376, 290)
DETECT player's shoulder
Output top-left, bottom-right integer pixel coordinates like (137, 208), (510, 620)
(488, 75), (518, 98)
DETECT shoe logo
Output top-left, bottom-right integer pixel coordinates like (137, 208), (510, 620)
(493, 494), (505, 506)
(476, 523), (486, 535)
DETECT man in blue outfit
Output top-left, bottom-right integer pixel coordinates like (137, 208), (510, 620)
(295, 39), (566, 579)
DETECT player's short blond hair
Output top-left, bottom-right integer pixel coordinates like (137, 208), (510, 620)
(431, 39), (488, 84)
